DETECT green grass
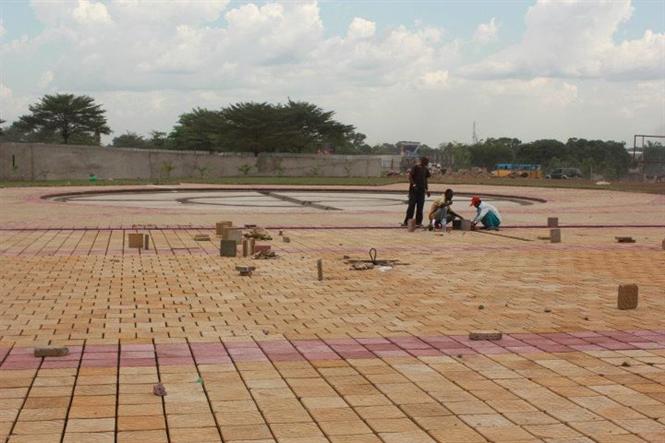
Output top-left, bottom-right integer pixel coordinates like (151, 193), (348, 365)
(1, 175), (663, 194)
(431, 176), (665, 195)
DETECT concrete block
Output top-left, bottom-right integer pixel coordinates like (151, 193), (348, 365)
(317, 259), (323, 281)
(34, 347), (69, 357)
(216, 221), (232, 236)
(254, 245), (271, 254)
(469, 331), (502, 341)
(220, 240), (237, 257)
(282, 236), (291, 243)
(153, 383), (167, 396)
(193, 234), (210, 241)
(223, 228), (243, 242)
(618, 284), (638, 310)
(547, 217), (559, 227)
(461, 220), (472, 232)
(128, 233), (149, 249)
(662, 239), (665, 250)
(242, 239), (249, 257)
(407, 219), (416, 232)
(550, 228), (561, 243)
(249, 238), (256, 254)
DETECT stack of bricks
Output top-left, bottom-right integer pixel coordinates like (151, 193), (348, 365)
(127, 232), (150, 249)
(215, 221), (232, 236)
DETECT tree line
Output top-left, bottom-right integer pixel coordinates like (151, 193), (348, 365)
(1, 93), (660, 179)
(0, 93), (366, 155)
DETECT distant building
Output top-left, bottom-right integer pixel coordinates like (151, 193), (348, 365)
(396, 141), (420, 157)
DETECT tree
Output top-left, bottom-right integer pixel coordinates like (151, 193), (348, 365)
(170, 107), (227, 151)
(0, 118), (4, 135)
(466, 138), (514, 170)
(16, 93), (110, 144)
(149, 131), (171, 149)
(440, 142), (471, 170)
(112, 132), (148, 148)
(170, 100), (359, 154)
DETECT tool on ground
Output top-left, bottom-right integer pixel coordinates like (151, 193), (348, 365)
(236, 265), (256, 276)
(345, 248), (408, 267)
(475, 230), (533, 242)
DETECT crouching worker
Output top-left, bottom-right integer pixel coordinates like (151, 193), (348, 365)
(470, 195), (501, 230)
(428, 188), (461, 230)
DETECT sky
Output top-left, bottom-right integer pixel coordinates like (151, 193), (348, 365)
(0, 0), (664, 147)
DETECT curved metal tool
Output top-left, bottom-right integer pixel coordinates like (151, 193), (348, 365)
(369, 248), (377, 265)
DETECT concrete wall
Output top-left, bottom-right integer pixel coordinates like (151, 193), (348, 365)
(0, 143), (384, 180)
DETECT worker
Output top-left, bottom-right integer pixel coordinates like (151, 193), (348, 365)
(402, 156), (431, 227)
(470, 195), (502, 230)
(428, 188), (461, 230)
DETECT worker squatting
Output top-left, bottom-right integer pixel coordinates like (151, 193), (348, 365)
(402, 156), (502, 231)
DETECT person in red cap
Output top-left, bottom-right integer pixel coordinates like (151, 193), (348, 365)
(470, 196), (502, 230)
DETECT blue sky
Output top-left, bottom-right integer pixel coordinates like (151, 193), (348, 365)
(3, 1), (664, 41)
(1, 1), (664, 146)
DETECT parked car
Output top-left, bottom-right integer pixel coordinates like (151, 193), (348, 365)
(546, 168), (583, 179)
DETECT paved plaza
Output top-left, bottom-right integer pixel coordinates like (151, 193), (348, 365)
(0, 184), (664, 442)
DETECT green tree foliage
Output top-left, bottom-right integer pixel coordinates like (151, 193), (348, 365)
(0, 118), (4, 135)
(442, 137), (632, 179)
(112, 132), (148, 148)
(468, 138), (519, 169)
(149, 131), (171, 149)
(643, 142), (665, 177)
(2, 120), (99, 145)
(170, 107), (231, 151)
(170, 100), (358, 154)
(440, 142), (471, 170)
(15, 94), (110, 144)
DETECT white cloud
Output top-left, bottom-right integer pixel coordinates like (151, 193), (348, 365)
(419, 70), (449, 89)
(476, 77), (578, 108)
(461, 0), (664, 80)
(473, 17), (498, 44)
(0, 83), (12, 99)
(38, 70), (54, 89)
(110, 0), (229, 24)
(1, 0), (662, 147)
(72, 0), (112, 25)
(347, 17), (375, 39)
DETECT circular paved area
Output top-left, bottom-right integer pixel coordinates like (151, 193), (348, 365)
(0, 184), (664, 443)
(48, 189), (534, 212)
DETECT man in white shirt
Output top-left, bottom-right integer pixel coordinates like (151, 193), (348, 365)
(470, 195), (502, 230)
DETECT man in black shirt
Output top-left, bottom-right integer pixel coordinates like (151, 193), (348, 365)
(402, 157), (431, 226)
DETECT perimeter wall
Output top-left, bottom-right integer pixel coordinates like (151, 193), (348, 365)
(0, 143), (385, 180)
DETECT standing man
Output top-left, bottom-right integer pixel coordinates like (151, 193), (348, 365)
(470, 195), (502, 230)
(402, 157), (431, 227)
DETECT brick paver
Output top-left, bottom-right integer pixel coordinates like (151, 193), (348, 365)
(0, 184), (664, 442)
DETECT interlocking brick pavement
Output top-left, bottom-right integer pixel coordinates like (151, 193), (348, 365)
(0, 184), (664, 442)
